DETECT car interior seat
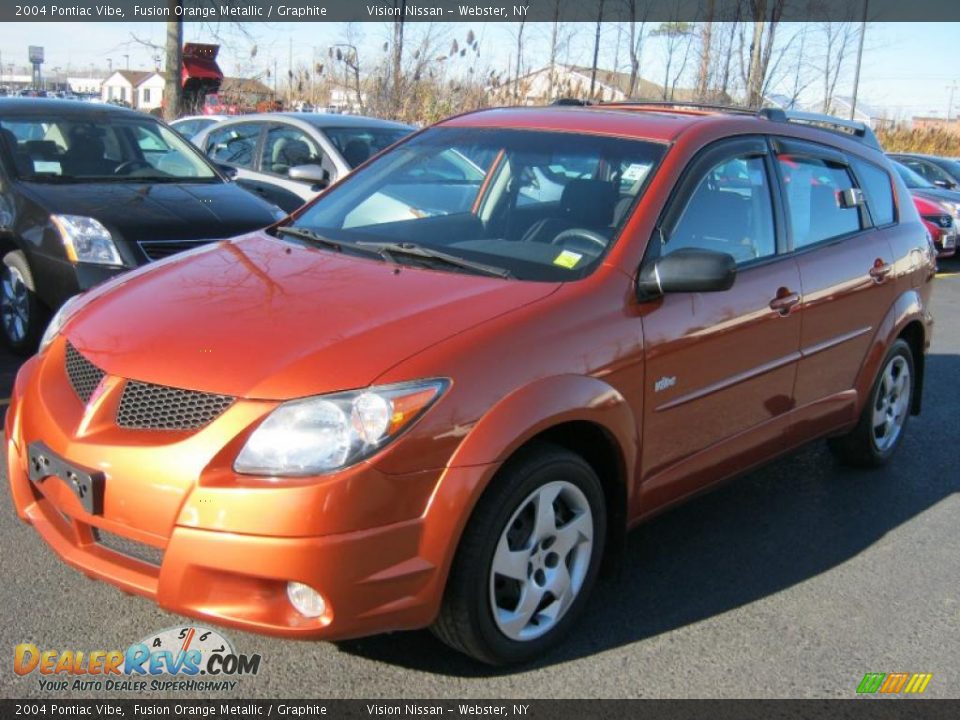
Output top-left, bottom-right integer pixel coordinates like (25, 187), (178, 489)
(521, 179), (618, 245)
(0, 129), (33, 176)
(271, 137), (313, 175)
(61, 129), (115, 176)
(342, 139), (372, 167)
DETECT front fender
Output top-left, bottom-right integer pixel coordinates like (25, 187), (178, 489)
(448, 373), (639, 476)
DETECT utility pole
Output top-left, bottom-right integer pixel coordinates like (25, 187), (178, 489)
(849, 0), (868, 121)
(946, 81), (958, 122)
(123, 54), (129, 70)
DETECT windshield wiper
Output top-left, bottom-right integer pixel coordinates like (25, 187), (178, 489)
(275, 226), (382, 256)
(355, 241), (512, 279)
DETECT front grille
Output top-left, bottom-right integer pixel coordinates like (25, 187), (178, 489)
(117, 380), (234, 431)
(138, 239), (212, 261)
(65, 342), (105, 403)
(93, 528), (164, 567)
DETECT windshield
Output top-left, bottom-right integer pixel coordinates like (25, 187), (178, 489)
(288, 128), (665, 281)
(320, 126), (413, 168)
(0, 114), (219, 182)
(892, 161), (934, 189)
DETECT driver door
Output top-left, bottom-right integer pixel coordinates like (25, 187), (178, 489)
(638, 137), (803, 511)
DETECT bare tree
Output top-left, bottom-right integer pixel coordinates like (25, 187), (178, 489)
(162, 0), (183, 121)
(514, 20), (526, 101)
(589, 0), (605, 98)
(624, 0), (651, 98)
(819, 19), (859, 113)
(696, 0), (716, 101)
(744, 0), (787, 108)
(652, 21), (695, 101)
(392, 2), (407, 105)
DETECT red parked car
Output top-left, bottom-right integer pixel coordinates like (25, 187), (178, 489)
(912, 194), (957, 258)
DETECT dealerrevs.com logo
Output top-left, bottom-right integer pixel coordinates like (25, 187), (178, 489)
(14, 626), (262, 693)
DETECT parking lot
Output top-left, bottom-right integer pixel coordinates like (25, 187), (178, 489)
(1, 260), (958, 700)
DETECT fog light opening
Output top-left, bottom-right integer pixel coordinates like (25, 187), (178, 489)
(287, 581), (327, 618)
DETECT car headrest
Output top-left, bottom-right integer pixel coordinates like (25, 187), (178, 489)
(273, 137), (311, 167)
(342, 139), (371, 167)
(560, 179), (617, 226)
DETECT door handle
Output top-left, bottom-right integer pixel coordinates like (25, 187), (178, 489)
(869, 261), (892, 283)
(769, 289), (800, 316)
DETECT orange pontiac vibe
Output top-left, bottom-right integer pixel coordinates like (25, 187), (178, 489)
(6, 104), (936, 664)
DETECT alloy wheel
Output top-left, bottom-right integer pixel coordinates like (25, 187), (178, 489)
(872, 354), (911, 453)
(489, 480), (594, 642)
(0, 265), (30, 343)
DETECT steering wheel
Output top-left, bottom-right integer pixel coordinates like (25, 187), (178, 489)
(114, 159), (153, 175)
(550, 228), (609, 250)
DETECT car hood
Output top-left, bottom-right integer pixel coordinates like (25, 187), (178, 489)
(20, 180), (280, 242)
(909, 188), (960, 207)
(65, 232), (560, 399)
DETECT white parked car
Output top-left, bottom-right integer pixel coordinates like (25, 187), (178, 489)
(170, 114), (228, 143)
(192, 112), (413, 213)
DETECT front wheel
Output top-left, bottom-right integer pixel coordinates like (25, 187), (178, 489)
(828, 339), (914, 467)
(1, 250), (47, 355)
(432, 443), (606, 665)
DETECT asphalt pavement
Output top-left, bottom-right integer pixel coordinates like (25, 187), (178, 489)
(1, 259), (958, 699)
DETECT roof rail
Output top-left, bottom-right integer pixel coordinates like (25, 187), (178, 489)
(760, 108), (882, 150)
(597, 101), (762, 116)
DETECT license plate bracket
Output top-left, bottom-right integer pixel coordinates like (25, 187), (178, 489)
(27, 442), (105, 515)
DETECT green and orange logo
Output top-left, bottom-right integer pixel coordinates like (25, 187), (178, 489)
(857, 672), (933, 695)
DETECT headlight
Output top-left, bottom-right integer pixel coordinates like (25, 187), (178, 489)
(39, 293), (84, 354)
(234, 379), (448, 476)
(941, 201), (960, 219)
(51, 215), (123, 266)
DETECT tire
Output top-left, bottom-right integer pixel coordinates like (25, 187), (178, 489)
(432, 442), (606, 665)
(1, 250), (47, 356)
(828, 339), (915, 468)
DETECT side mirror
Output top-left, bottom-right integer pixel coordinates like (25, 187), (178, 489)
(288, 164), (330, 187)
(636, 248), (737, 302)
(217, 163), (238, 180)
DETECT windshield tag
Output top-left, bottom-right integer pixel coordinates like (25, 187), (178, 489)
(553, 250), (582, 269)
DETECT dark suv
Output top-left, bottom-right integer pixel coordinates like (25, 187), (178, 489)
(0, 98), (283, 353)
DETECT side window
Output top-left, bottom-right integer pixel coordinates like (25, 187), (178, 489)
(902, 159), (951, 186)
(206, 123), (261, 169)
(260, 125), (323, 176)
(852, 159), (895, 227)
(665, 155), (776, 265)
(776, 154), (862, 248)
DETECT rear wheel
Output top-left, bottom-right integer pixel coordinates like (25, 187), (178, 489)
(1, 250), (47, 355)
(828, 339), (914, 467)
(432, 443), (606, 665)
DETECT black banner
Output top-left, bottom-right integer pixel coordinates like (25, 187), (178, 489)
(4, 0), (960, 23)
(3, 700), (960, 719)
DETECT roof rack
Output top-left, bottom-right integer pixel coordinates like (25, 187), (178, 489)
(596, 100), (761, 116)
(760, 108), (882, 150)
(548, 98), (883, 150)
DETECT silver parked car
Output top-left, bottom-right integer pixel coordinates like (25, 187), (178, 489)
(170, 114), (228, 143)
(193, 112), (414, 213)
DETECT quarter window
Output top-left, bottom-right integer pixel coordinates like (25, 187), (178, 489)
(852, 159), (895, 226)
(777, 154), (863, 248)
(665, 155), (777, 264)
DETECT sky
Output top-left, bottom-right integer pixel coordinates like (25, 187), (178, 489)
(1, 21), (958, 120)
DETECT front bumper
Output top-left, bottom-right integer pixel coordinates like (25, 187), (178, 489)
(5, 352), (493, 641)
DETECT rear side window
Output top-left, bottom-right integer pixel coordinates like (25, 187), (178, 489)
(777, 154), (863, 248)
(852, 159), (896, 226)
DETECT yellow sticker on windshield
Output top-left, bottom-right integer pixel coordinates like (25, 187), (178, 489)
(553, 250), (582, 269)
